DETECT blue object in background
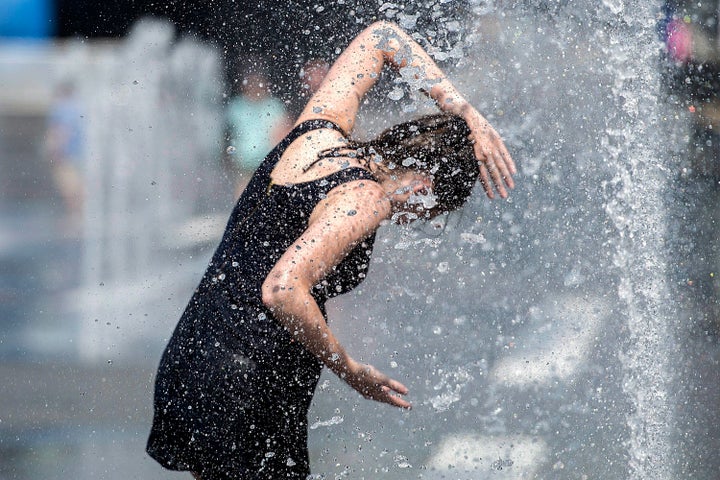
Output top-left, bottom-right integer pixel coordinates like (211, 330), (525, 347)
(0, 0), (54, 38)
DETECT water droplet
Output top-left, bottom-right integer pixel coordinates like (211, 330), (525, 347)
(388, 87), (404, 101)
(347, 210), (357, 216)
(394, 454), (412, 468)
(310, 415), (344, 430)
(226, 145), (237, 155)
(460, 232), (485, 244)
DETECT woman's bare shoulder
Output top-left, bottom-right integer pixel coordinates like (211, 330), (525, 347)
(309, 178), (390, 227)
(271, 128), (349, 185)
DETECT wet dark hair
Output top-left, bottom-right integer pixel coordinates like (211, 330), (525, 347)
(316, 113), (479, 215)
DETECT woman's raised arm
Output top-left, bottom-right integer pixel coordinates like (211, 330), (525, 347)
(297, 20), (516, 199)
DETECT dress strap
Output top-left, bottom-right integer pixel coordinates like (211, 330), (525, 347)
(287, 119), (346, 142)
(321, 166), (376, 188)
(257, 119), (346, 177)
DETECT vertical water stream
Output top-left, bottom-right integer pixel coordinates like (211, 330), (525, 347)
(602, 1), (677, 478)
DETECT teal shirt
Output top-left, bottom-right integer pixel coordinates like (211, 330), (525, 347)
(226, 96), (286, 171)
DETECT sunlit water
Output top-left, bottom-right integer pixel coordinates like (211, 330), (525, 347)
(310, 2), (711, 479)
(2, 2), (720, 479)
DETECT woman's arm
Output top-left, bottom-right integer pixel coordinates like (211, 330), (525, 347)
(261, 180), (411, 409)
(297, 20), (516, 199)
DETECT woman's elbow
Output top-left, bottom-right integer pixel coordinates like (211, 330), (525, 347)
(261, 279), (284, 310)
(261, 276), (307, 311)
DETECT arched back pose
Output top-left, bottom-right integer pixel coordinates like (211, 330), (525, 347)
(147, 20), (515, 480)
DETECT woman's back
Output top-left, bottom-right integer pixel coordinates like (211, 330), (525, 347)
(269, 122), (361, 186)
(206, 119), (377, 302)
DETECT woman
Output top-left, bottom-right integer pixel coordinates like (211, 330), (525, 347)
(147, 20), (515, 480)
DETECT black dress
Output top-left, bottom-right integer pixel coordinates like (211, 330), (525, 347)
(146, 119), (377, 480)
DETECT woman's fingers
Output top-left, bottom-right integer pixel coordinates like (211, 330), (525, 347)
(383, 389), (412, 409)
(478, 163), (495, 199)
(386, 378), (409, 395)
(474, 139), (515, 199)
(493, 147), (516, 189)
(349, 363), (411, 408)
(498, 139), (517, 176)
(379, 382), (412, 409)
(466, 110), (516, 199)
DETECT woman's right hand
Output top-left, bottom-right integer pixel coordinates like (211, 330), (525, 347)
(342, 359), (412, 409)
(460, 105), (516, 199)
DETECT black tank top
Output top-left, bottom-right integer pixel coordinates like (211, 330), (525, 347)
(203, 118), (378, 309)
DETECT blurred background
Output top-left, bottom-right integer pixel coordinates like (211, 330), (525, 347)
(1, 0), (719, 479)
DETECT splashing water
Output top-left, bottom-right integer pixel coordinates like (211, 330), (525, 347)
(308, 1), (696, 478)
(54, 2), (701, 478)
(425, 365), (474, 412)
(602, 3), (678, 478)
(310, 415), (345, 430)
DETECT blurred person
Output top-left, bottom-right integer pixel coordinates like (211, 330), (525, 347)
(226, 69), (291, 197)
(661, 1), (720, 333)
(300, 58), (329, 94)
(662, 0), (720, 177)
(147, 20), (515, 480)
(44, 81), (84, 228)
(288, 58), (330, 117)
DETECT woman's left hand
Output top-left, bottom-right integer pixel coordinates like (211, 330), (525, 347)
(462, 106), (516, 199)
(342, 359), (412, 409)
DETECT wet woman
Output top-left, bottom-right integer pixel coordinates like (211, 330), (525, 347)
(147, 20), (515, 480)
